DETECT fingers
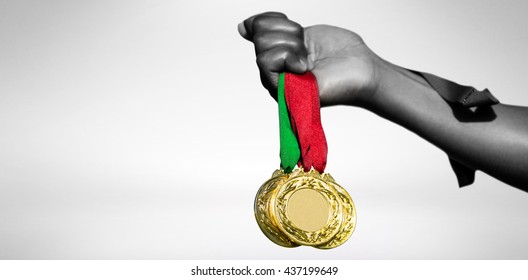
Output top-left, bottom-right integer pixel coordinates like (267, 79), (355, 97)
(257, 47), (307, 100)
(238, 12), (287, 40)
(239, 12), (309, 98)
(253, 31), (303, 53)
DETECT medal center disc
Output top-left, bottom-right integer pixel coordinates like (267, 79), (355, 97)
(286, 189), (330, 232)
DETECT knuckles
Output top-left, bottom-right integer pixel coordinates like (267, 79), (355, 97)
(253, 32), (303, 54)
(256, 47), (293, 71)
(251, 14), (303, 39)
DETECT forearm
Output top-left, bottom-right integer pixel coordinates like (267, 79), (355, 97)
(238, 12), (527, 188)
(365, 59), (528, 189)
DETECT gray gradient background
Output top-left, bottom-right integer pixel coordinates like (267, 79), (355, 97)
(1, 0), (527, 259)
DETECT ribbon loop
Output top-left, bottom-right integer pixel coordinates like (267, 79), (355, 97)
(278, 73), (300, 173)
(279, 72), (327, 173)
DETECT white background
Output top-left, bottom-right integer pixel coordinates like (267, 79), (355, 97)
(1, 0), (528, 259)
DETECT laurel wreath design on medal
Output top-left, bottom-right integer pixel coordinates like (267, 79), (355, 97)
(255, 168), (357, 249)
(274, 169), (341, 246)
(254, 170), (299, 248)
(316, 174), (357, 249)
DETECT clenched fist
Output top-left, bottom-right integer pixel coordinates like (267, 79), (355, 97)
(238, 12), (382, 107)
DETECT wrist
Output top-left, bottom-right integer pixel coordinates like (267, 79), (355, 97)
(362, 58), (433, 113)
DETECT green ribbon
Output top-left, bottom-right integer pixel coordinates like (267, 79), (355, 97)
(278, 73), (300, 173)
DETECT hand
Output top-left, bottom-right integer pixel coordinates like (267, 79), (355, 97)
(238, 12), (382, 107)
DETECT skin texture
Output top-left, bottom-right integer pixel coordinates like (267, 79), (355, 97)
(239, 12), (528, 191)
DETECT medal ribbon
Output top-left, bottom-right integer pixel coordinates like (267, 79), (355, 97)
(278, 72), (328, 173)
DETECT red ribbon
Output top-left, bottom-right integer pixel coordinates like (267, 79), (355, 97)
(284, 72), (328, 173)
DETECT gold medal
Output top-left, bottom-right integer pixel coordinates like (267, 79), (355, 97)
(255, 168), (356, 249)
(254, 72), (357, 249)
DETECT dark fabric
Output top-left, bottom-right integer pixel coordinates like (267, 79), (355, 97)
(418, 72), (499, 108)
(449, 158), (476, 187)
(412, 70), (500, 187)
